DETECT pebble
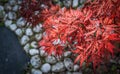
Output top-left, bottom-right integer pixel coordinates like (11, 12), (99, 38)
(9, 0), (17, 6)
(35, 33), (42, 41)
(29, 49), (39, 56)
(15, 28), (23, 37)
(25, 28), (33, 36)
(31, 41), (38, 48)
(31, 69), (42, 74)
(72, 0), (79, 8)
(39, 47), (47, 57)
(12, 5), (19, 12)
(33, 24), (42, 33)
(4, 3), (12, 11)
(30, 55), (41, 68)
(4, 20), (12, 27)
(64, 51), (72, 57)
(63, 0), (72, 8)
(66, 71), (72, 74)
(0, 6), (5, 19)
(0, 5), (4, 11)
(45, 56), (57, 64)
(16, 17), (26, 27)
(23, 43), (30, 53)
(52, 62), (65, 72)
(8, 12), (16, 20)
(64, 58), (74, 71)
(73, 64), (80, 71)
(41, 63), (51, 73)
(9, 24), (17, 31)
(20, 35), (30, 45)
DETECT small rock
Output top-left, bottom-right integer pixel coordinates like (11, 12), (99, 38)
(20, 35), (30, 45)
(73, 72), (82, 74)
(33, 24), (42, 33)
(9, 0), (17, 6)
(31, 41), (38, 48)
(73, 64), (80, 71)
(72, 0), (79, 8)
(29, 49), (39, 56)
(30, 55), (41, 68)
(41, 63), (51, 73)
(23, 43), (30, 53)
(0, 5), (5, 19)
(13, 5), (19, 12)
(63, 0), (72, 8)
(25, 28), (33, 36)
(8, 12), (16, 20)
(64, 51), (72, 57)
(4, 20), (12, 27)
(45, 56), (57, 64)
(0, 5), (4, 11)
(52, 62), (65, 72)
(31, 69), (42, 74)
(16, 17), (26, 27)
(64, 58), (74, 71)
(39, 47), (47, 57)
(66, 71), (72, 74)
(4, 3), (12, 11)
(35, 33), (42, 41)
(9, 24), (17, 31)
(15, 28), (23, 37)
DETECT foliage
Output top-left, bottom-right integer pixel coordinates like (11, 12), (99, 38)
(20, 0), (120, 70)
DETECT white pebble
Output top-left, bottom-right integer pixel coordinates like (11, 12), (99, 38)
(31, 69), (42, 74)
(20, 35), (30, 45)
(16, 17), (26, 27)
(15, 28), (23, 37)
(35, 33), (42, 41)
(25, 28), (33, 36)
(4, 20), (12, 27)
(29, 49), (39, 56)
(41, 63), (51, 73)
(23, 43), (30, 53)
(9, 24), (17, 31)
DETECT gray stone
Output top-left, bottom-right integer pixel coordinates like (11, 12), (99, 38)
(64, 51), (72, 57)
(64, 58), (74, 71)
(39, 47), (47, 57)
(23, 43), (30, 53)
(8, 12), (16, 20)
(31, 41), (38, 48)
(41, 63), (51, 73)
(15, 28), (23, 37)
(0, 5), (5, 19)
(30, 55), (41, 68)
(73, 64), (80, 71)
(29, 49), (39, 56)
(13, 5), (19, 12)
(35, 33), (42, 41)
(52, 62), (65, 72)
(45, 56), (57, 64)
(4, 20), (12, 27)
(31, 69), (42, 74)
(4, 3), (12, 11)
(9, 0), (17, 6)
(9, 24), (17, 31)
(33, 24), (42, 33)
(20, 35), (30, 45)
(25, 28), (33, 36)
(63, 0), (72, 8)
(72, 0), (79, 8)
(16, 17), (26, 27)
(0, 5), (4, 11)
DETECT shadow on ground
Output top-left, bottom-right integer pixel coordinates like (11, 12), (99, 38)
(0, 26), (30, 74)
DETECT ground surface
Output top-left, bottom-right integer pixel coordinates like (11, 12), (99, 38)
(0, 26), (29, 74)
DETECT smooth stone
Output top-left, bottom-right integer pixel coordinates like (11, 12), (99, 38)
(4, 20), (12, 27)
(9, 24), (17, 31)
(9, 0), (17, 6)
(30, 55), (41, 68)
(64, 58), (74, 71)
(29, 49), (39, 56)
(73, 64), (80, 71)
(25, 28), (33, 36)
(23, 43), (30, 53)
(15, 28), (23, 37)
(64, 51), (72, 57)
(8, 12), (16, 20)
(52, 62), (65, 72)
(72, 0), (79, 8)
(39, 47), (47, 57)
(16, 17), (26, 27)
(63, 0), (72, 8)
(31, 41), (38, 48)
(45, 56), (57, 64)
(33, 24), (42, 33)
(41, 63), (51, 73)
(31, 69), (42, 74)
(20, 35), (30, 45)
(35, 33), (42, 41)
(0, 5), (4, 11)
(4, 3), (12, 11)
(13, 5), (19, 12)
